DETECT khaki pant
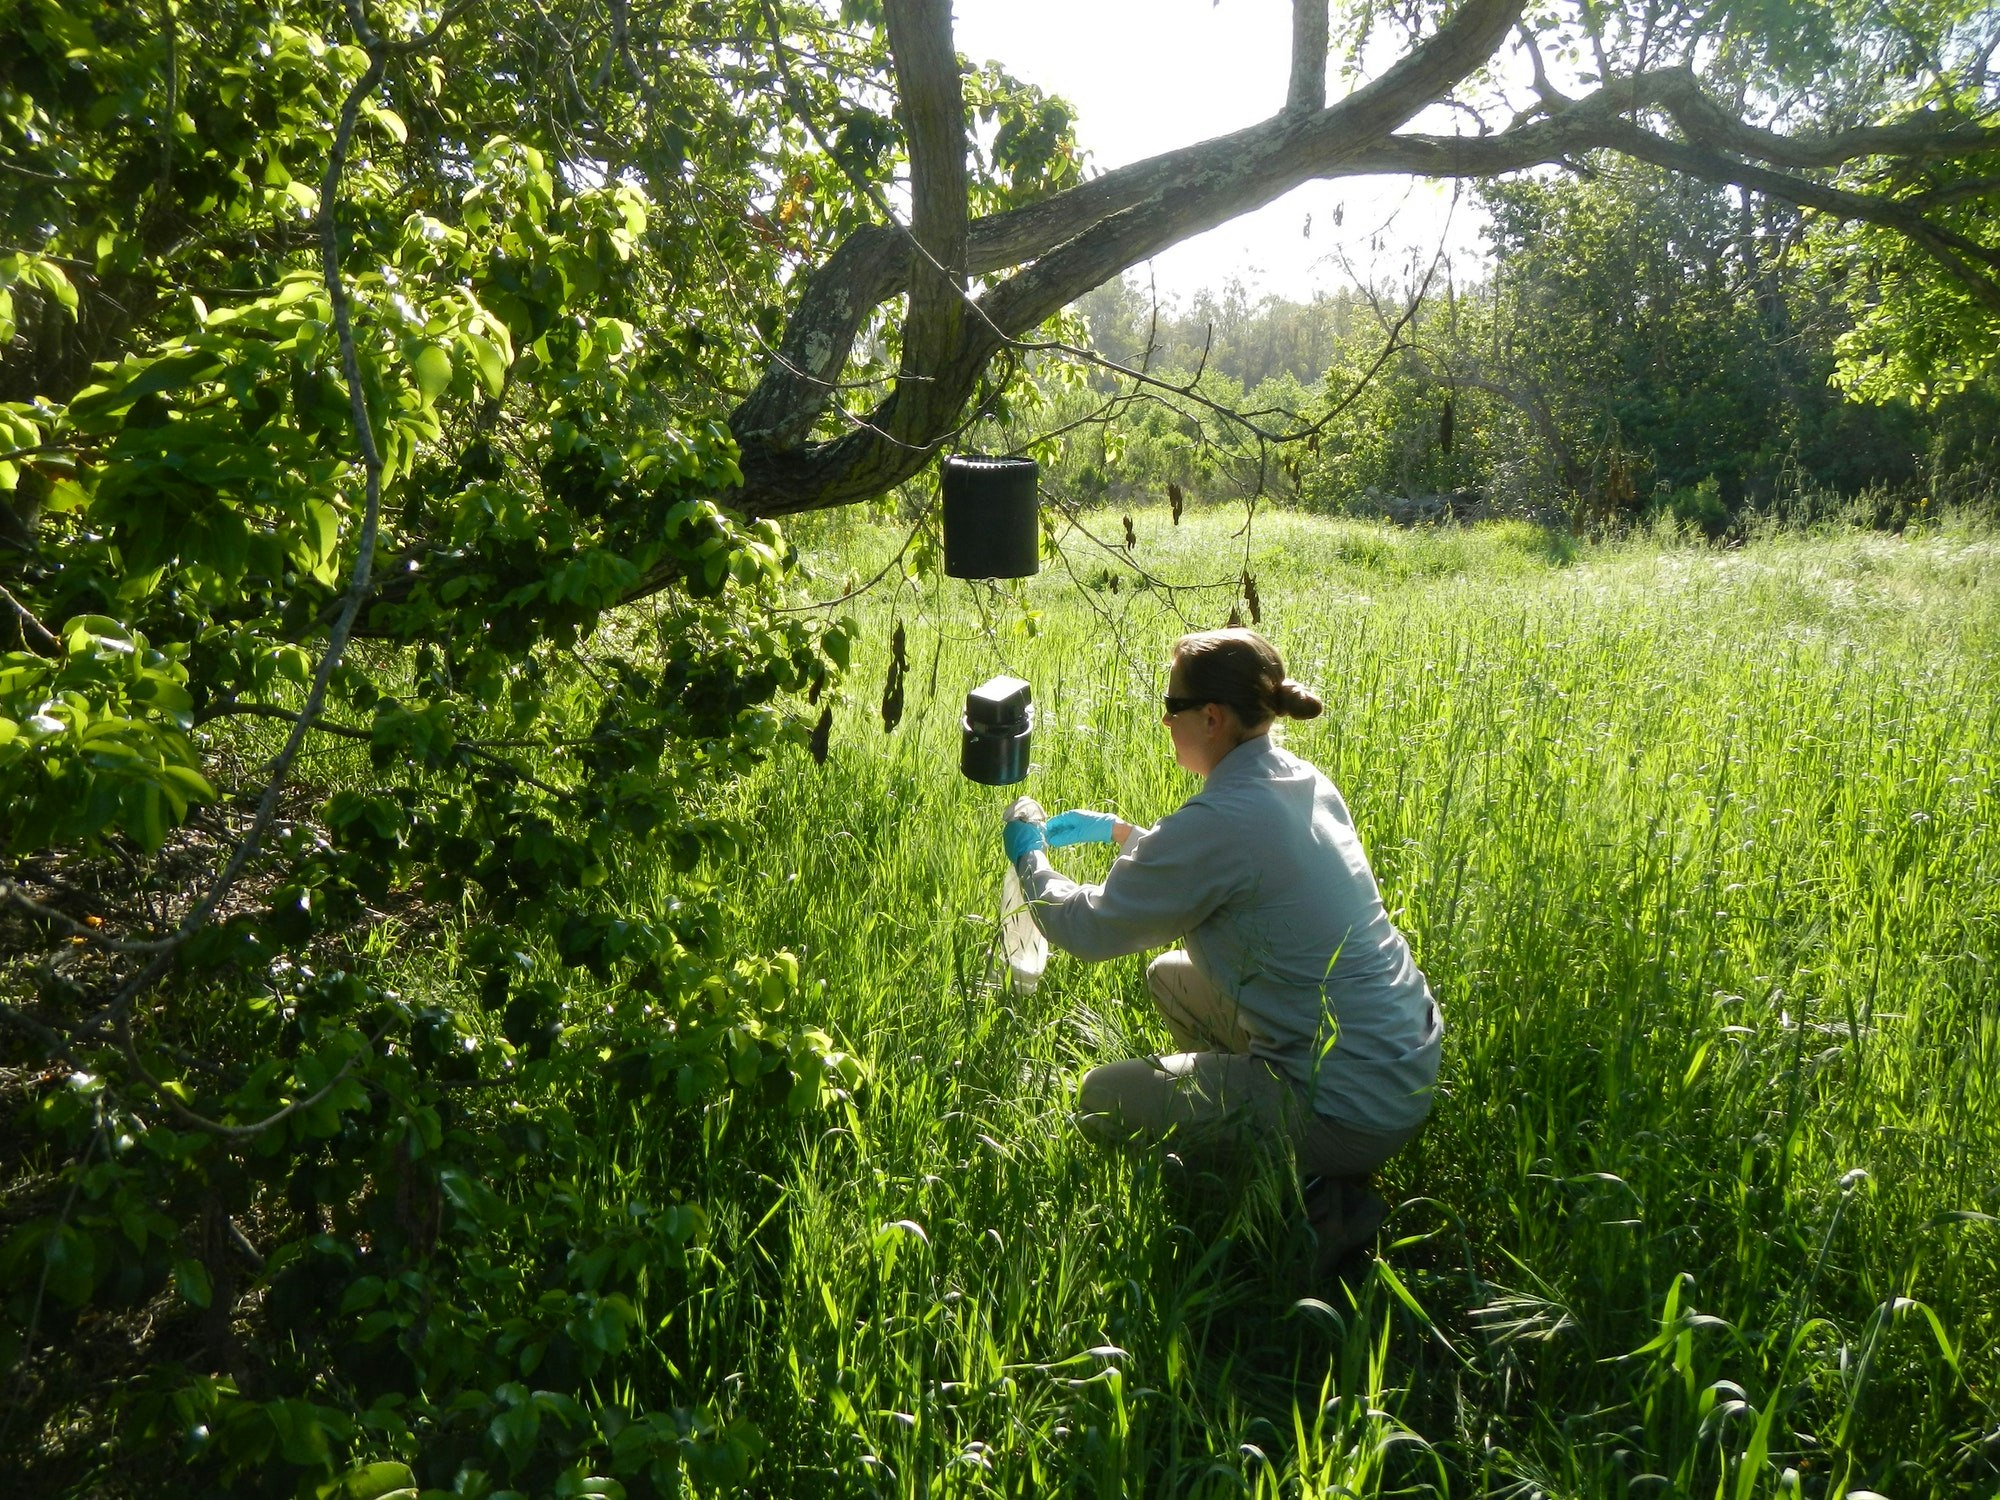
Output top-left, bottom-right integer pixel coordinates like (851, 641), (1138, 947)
(1077, 950), (1423, 1180)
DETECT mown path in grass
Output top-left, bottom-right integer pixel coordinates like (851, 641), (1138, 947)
(639, 511), (2000, 1496)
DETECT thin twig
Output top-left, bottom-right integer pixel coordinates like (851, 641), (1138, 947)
(117, 1013), (379, 1141)
(197, 700), (372, 740)
(773, 509), (930, 613)
(198, 700), (575, 799)
(0, 584), (60, 652)
(0, 880), (176, 953)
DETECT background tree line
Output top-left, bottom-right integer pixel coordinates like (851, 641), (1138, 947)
(1025, 163), (1999, 532)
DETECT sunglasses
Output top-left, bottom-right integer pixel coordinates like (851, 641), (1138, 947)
(1161, 695), (1211, 717)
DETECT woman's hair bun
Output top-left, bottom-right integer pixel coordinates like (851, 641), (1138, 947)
(1273, 677), (1324, 720)
(1172, 629), (1324, 725)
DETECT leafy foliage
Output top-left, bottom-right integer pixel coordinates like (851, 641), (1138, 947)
(1, 0), (1996, 1491)
(0, 0), (937, 1490)
(1255, 165), (1998, 526)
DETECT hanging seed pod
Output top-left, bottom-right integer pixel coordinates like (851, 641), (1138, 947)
(881, 619), (907, 733)
(1242, 571), (1261, 625)
(1440, 395), (1455, 455)
(1169, 482), (1184, 525)
(808, 663), (826, 706)
(1123, 514), (1136, 549)
(1109, 574), (1120, 594)
(809, 706), (833, 765)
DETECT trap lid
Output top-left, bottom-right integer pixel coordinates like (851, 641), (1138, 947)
(964, 674), (1032, 729)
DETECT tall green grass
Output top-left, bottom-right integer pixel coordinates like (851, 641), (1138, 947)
(570, 511), (2000, 1494)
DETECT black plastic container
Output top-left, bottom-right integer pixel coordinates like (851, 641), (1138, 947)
(961, 675), (1033, 785)
(942, 454), (1039, 579)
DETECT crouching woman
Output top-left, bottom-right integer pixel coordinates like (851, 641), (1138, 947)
(1003, 628), (1442, 1259)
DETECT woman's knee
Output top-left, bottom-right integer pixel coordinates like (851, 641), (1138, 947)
(1077, 1058), (1165, 1144)
(1145, 949), (1191, 1005)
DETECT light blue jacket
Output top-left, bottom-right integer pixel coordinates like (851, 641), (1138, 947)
(1017, 736), (1441, 1131)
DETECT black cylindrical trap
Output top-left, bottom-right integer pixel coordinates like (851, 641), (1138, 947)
(961, 674), (1033, 785)
(942, 455), (1039, 580)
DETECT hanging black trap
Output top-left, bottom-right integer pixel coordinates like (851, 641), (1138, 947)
(961, 674), (1033, 785)
(942, 454), (1039, 580)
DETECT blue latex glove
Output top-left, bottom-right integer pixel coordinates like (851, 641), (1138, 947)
(1002, 818), (1046, 862)
(1002, 796), (1047, 862)
(1046, 809), (1118, 848)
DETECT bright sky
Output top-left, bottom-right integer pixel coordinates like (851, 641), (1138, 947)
(952, 0), (1491, 307)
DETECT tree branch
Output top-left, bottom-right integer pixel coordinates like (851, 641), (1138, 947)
(0, 582), (60, 653)
(723, 12), (2000, 521)
(881, 0), (970, 451)
(728, 0), (1525, 517)
(1289, 0), (1330, 115)
(1299, 87), (2000, 311)
(197, 700), (578, 799)
(118, 1012), (377, 1141)
(731, 224), (903, 448)
(1599, 123), (2000, 312)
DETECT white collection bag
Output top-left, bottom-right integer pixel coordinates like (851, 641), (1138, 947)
(999, 864), (1048, 993)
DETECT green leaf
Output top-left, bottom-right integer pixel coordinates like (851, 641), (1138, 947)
(131, 783), (169, 852)
(326, 1461), (417, 1500)
(438, 1168), (506, 1226)
(174, 1257), (213, 1309)
(82, 348), (227, 418)
(269, 1399), (334, 1468)
(275, 645), (313, 684)
(161, 763), (218, 804)
(23, 256), (79, 316)
(462, 329), (510, 397)
(303, 498), (341, 580)
(412, 343), (453, 403)
(370, 104), (409, 144)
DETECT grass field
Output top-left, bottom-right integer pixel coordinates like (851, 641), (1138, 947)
(491, 508), (2000, 1494)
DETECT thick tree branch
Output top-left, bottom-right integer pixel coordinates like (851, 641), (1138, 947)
(963, 67), (2000, 278)
(725, 15), (2000, 521)
(1631, 67), (2000, 171)
(1315, 103), (2000, 311)
(731, 224), (902, 448)
(1289, 0), (1330, 115)
(982, 0), (1524, 338)
(881, 0), (970, 449)
(729, 0), (1524, 517)
(1908, 175), (2000, 210)
(1599, 125), (2000, 312)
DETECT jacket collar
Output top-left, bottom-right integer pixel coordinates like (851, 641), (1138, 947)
(1204, 733), (1279, 787)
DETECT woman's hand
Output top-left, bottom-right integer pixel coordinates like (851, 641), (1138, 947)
(1002, 796), (1047, 863)
(1046, 809), (1121, 848)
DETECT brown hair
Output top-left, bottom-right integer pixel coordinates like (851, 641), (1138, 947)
(1171, 628), (1324, 725)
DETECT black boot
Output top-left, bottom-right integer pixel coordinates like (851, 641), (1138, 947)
(1303, 1174), (1389, 1280)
